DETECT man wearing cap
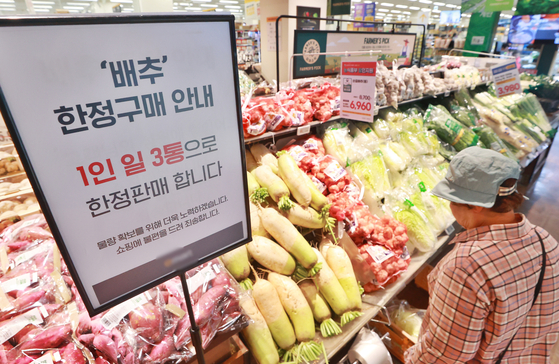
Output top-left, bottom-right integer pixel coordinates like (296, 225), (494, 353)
(406, 147), (559, 363)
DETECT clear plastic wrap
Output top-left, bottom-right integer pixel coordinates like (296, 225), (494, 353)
(423, 105), (481, 152)
(387, 300), (425, 340)
(309, 155), (352, 195)
(386, 188), (437, 253)
(348, 152), (392, 208)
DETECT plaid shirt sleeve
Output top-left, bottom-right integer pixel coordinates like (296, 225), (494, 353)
(406, 265), (490, 363)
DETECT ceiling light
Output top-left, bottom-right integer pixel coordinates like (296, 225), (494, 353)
(215, 8), (223, 11)
(219, 0), (238, 3)
(201, 3), (218, 6)
(512, 7), (516, 10)
(445, 4), (456, 7)
(224, 5), (240, 8)
(421, 7), (430, 11)
(67, 2), (90, 5)
(192, 0), (212, 2)
(377, 8), (389, 12)
(403, 11), (411, 13)
(396, 4), (408, 8)
(432, 9), (440, 12)
(32, 1), (54, 4)
(409, 6), (420, 9)
(0, 3), (14, 6)
(33, 5), (52, 8)
(173, 6), (178, 9)
(353, 0), (362, 2)
(419, 0), (432, 3)
(380, 2), (394, 6)
(0, 0), (14, 3)
(110, 0), (132, 3)
(391, 9), (402, 13)
(34, 8), (50, 12)
(188, 7), (201, 10)
(63, 6), (86, 9)
(433, 2), (445, 5)
(0, 8), (15, 11)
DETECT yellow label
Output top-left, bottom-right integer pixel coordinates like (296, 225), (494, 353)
(166, 304), (186, 319)
(51, 271), (72, 303)
(451, 128), (465, 146)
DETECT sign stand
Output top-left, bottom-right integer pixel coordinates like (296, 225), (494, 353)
(180, 272), (206, 364)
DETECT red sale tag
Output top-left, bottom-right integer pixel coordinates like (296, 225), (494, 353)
(340, 57), (377, 123)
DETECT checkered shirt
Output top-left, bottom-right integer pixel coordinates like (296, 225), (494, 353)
(406, 214), (559, 363)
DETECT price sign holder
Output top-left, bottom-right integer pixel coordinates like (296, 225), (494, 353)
(340, 56), (377, 123)
(491, 60), (521, 98)
(0, 14), (252, 364)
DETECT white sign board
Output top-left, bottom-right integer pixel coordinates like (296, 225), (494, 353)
(0, 15), (250, 314)
(340, 57), (377, 123)
(491, 60), (521, 98)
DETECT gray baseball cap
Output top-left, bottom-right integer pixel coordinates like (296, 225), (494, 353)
(432, 147), (521, 208)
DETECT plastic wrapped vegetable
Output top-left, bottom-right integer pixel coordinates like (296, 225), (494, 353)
(423, 105), (480, 152)
(399, 131), (431, 157)
(442, 98), (477, 127)
(455, 86), (481, 121)
(322, 123), (353, 166)
(379, 143), (406, 173)
(474, 126), (518, 162)
(373, 118), (391, 140)
(348, 152), (392, 203)
(388, 300), (425, 340)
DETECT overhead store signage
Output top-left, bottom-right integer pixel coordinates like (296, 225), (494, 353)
(329, 0), (351, 16)
(484, 0), (514, 12)
(293, 30), (416, 79)
(491, 61), (522, 97)
(463, 11), (501, 53)
(297, 6), (321, 30)
(354, 3), (376, 28)
(244, 0), (260, 22)
(0, 15), (250, 315)
(340, 57), (377, 123)
(515, 0), (559, 15)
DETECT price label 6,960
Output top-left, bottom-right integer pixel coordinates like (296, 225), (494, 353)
(491, 61), (521, 98)
(340, 57), (377, 123)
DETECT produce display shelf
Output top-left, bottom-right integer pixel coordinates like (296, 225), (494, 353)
(520, 141), (551, 169)
(243, 83), (491, 146)
(0, 187), (34, 202)
(0, 171), (27, 183)
(317, 220), (462, 363)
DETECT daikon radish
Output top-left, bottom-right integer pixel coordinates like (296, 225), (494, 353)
(277, 152), (311, 207)
(247, 172), (260, 196)
(311, 248), (362, 326)
(260, 208), (318, 271)
(284, 203), (325, 230)
(220, 246), (250, 281)
(246, 148), (259, 172)
(302, 173), (329, 211)
(247, 236), (296, 275)
(239, 296), (280, 364)
(252, 166), (293, 210)
(250, 202), (270, 238)
(320, 239), (362, 311)
(267, 273), (315, 343)
(250, 144), (279, 174)
(252, 275), (296, 350)
(298, 280), (342, 338)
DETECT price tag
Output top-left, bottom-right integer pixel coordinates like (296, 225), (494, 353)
(297, 124), (311, 136)
(444, 90), (450, 97)
(491, 61), (521, 98)
(340, 57), (377, 123)
(445, 224), (455, 236)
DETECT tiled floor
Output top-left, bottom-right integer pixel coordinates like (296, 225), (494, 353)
(518, 140), (559, 239)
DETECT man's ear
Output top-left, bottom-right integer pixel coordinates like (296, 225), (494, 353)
(472, 205), (485, 213)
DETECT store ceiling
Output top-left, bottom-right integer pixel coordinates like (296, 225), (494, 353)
(0, 0), (516, 23)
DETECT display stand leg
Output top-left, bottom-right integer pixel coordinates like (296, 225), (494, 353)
(180, 272), (206, 364)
